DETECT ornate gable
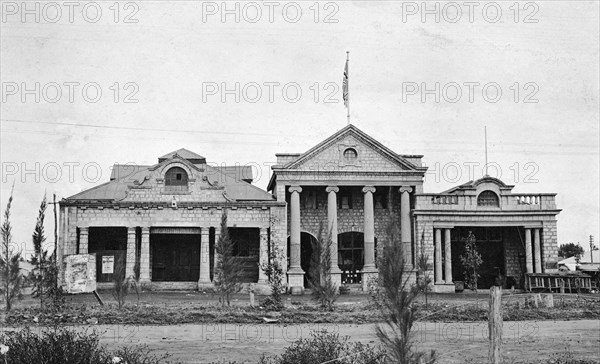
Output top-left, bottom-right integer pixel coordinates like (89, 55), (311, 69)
(283, 124), (424, 173)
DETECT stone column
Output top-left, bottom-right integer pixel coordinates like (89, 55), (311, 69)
(326, 186), (342, 288)
(199, 227), (211, 285)
(125, 227), (136, 279)
(288, 186), (304, 294)
(435, 228), (443, 284)
(258, 227), (269, 284)
(525, 228), (533, 274)
(140, 227), (151, 283)
(534, 228), (542, 273)
(362, 186), (377, 290)
(399, 186), (413, 266)
(444, 228), (453, 284)
(78, 227), (89, 254)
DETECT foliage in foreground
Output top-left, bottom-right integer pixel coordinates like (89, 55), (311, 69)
(0, 188), (23, 312)
(257, 330), (385, 364)
(214, 212), (244, 307)
(308, 222), (338, 311)
(460, 231), (482, 292)
(375, 222), (436, 364)
(0, 326), (180, 364)
(260, 242), (286, 310)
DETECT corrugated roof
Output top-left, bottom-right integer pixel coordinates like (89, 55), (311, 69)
(66, 152), (272, 202)
(159, 148), (205, 161)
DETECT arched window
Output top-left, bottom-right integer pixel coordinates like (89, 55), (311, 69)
(477, 190), (499, 207)
(165, 167), (188, 191)
(343, 148), (358, 162)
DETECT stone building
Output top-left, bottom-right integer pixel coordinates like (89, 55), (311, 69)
(59, 125), (561, 293)
(268, 125), (561, 293)
(58, 149), (286, 292)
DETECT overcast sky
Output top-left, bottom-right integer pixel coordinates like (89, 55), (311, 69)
(1, 0), (598, 257)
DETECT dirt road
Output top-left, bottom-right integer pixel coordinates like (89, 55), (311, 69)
(95, 320), (600, 363)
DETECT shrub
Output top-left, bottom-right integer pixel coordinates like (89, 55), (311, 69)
(308, 222), (338, 311)
(258, 330), (385, 364)
(375, 222), (436, 364)
(0, 188), (24, 312)
(260, 240), (286, 310)
(0, 327), (107, 363)
(0, 326), (181, 364)
(214, 211), (243, 307)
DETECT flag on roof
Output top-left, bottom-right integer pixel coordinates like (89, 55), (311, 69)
(343, 56), (349, 108)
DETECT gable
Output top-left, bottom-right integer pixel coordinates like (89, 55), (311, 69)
(284, 125), (421, 173)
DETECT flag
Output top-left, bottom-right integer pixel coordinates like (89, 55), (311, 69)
(343, 57), (349, 108)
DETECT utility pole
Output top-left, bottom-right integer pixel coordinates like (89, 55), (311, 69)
(48, 194), (59, 259)
(590, 235), (596, 263)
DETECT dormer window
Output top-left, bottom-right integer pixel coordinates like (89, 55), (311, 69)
(477, 190), (499, 207)
(165, 167), (189, 192)
(343, 148), (358, 162)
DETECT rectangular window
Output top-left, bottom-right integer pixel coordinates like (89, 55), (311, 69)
(339, 190), (353, 209)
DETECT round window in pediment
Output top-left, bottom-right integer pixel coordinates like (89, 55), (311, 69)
(343, 148), (358, 162)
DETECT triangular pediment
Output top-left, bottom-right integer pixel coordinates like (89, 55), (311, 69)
(283, 124), (423, 172)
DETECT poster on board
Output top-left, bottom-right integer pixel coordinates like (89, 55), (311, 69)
(102, 255), (115, 274)
(65, 254), (96, 294)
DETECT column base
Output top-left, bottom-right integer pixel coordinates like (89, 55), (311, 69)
(432, 283), (456, 293)
(197, 281), (214, 291)
(330, 270), (342, 291)
(288, 269), (305, 295)
(361, 266), (378, 292)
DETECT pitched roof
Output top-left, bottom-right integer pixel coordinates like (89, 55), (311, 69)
(66, 150), (272, 202)
(158, 148), (206, 163)
(441, 176), (514, 194)
(281, 124), (424, 170)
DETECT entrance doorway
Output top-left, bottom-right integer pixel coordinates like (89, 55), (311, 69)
(451, 227), (506, 289)
(150, 232), (200, 281)
(287, 232), (317, 288)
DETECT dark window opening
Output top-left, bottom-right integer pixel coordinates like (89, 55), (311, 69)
(478, 190), (500, 207)
(339, 189), (353, 209)
(228, 227), (260, 282)
(338, 232), (364, 284)
(88, 227), (128, 283)
(374, 189), (388, 209)
(165, 167), (189, 191)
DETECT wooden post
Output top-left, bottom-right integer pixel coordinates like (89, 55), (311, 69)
(488, 286), (503, 364)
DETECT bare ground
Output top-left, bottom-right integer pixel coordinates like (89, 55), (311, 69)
(92, 320), (600, 364)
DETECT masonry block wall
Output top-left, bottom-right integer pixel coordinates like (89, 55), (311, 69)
(59, 203), (287, 288)
(286, 187), (404, 246)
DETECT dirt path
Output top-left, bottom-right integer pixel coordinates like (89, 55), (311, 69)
(93, 320), (600, 363)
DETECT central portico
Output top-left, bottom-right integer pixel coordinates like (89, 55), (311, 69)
(268, 124), (428, 294)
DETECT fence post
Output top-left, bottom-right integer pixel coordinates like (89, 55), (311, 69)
(488, 286), (503, 363)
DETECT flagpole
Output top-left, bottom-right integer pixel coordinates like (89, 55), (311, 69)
(484, 126), (489, 176)
(346, 51), (350, 125)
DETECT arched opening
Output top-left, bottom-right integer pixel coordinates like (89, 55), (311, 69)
(287, 232), (317, 288)
(165, 167), (189, 192)
(343, 148), (358, 162)
(477, 190), (499, 207)
(338, 232), (364, 284)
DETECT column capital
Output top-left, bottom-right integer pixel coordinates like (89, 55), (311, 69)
(325, 186), (339, 193)
(362, 186), (376, 194)
(399, 186), (413, 194)
(79, 226), (89, 233)
(141, 227), (150, 233)
(289, 186), (302, 194)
